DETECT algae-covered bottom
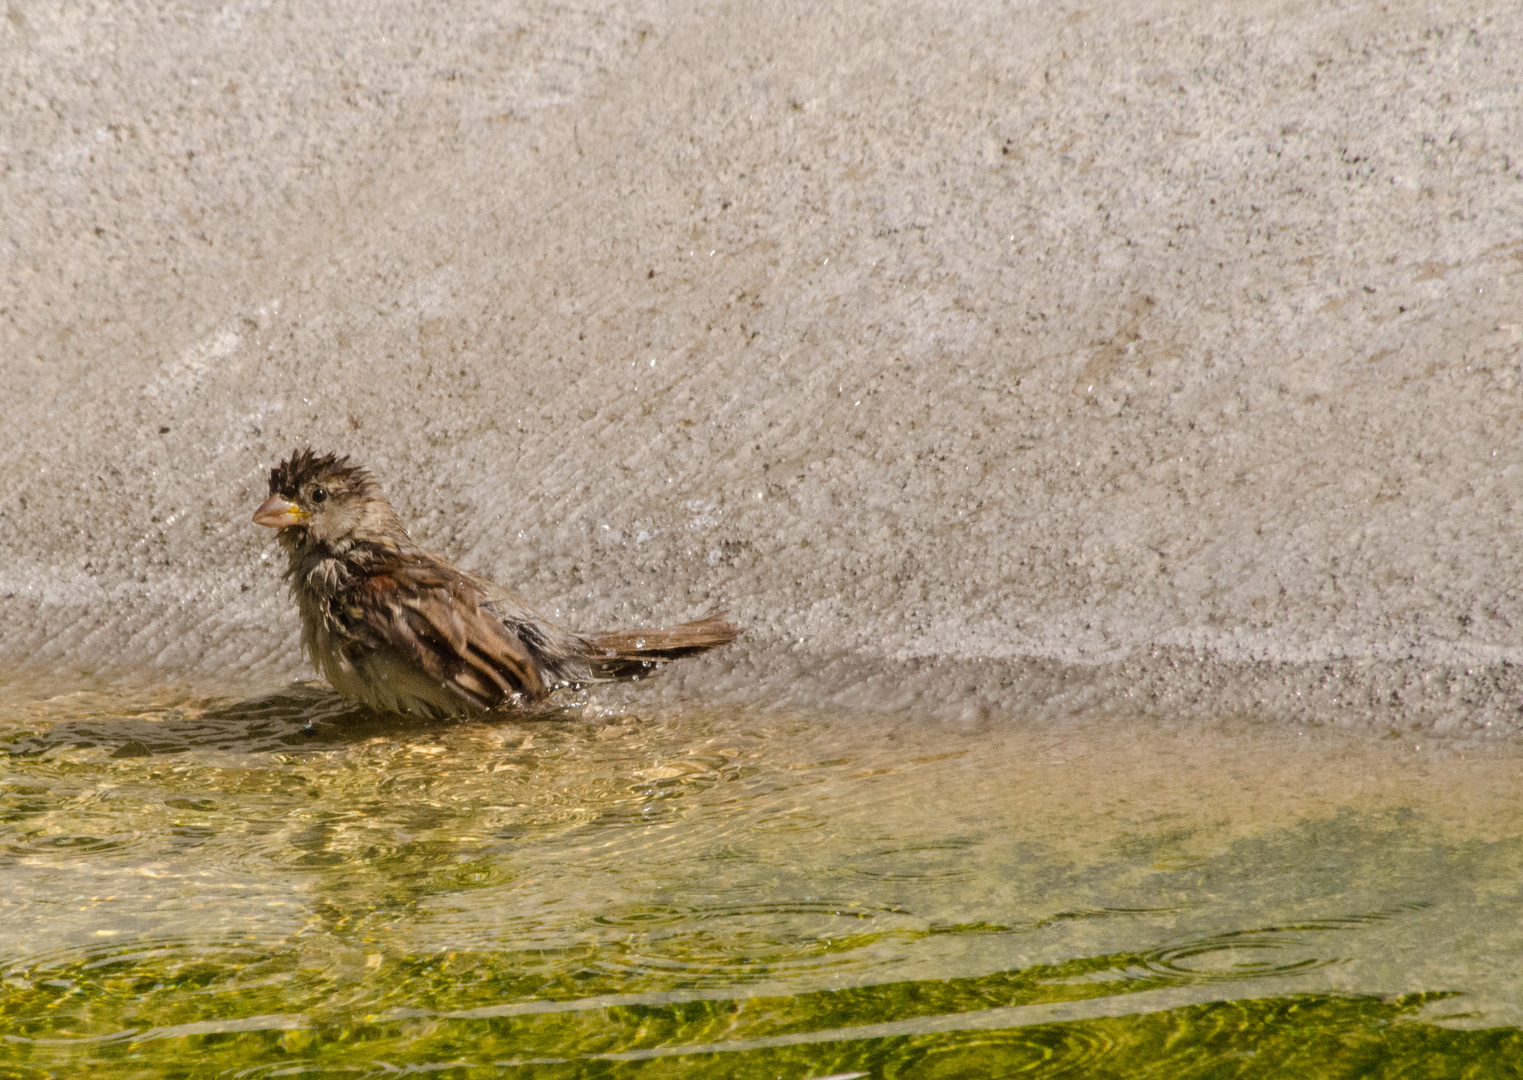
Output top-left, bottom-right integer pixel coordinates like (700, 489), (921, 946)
(2, 683), (1522, 1078)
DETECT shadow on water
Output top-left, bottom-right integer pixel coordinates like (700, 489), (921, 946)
(3, 683), (1523, 1076)
(1, 683), (594, 758)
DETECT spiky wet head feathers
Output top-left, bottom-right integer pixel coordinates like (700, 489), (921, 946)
(269, 449), (377, 502)
(265, 448), (406, 551)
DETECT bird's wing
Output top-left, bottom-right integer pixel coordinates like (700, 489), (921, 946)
(473, 576), (587, 669)
(349, 557), (548, 707)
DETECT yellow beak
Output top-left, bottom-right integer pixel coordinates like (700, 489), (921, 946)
(253, 496), (309, 529)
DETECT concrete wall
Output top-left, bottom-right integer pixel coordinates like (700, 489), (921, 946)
(4, 0), (1522, 734)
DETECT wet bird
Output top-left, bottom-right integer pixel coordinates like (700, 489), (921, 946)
(252, 449), (736, 719)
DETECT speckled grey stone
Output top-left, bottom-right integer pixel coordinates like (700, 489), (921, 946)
(3, 0), (1521, 735)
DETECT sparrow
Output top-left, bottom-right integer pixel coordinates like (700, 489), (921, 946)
(252, 449), (736, 719)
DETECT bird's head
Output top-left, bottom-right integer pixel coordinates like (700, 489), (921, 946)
(253, 449), (404, 550)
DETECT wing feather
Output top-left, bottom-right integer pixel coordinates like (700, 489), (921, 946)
(460, 618), (545, 698)
(348, 563), (548, 708)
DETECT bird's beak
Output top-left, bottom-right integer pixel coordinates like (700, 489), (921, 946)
(253, 496), (308, 529)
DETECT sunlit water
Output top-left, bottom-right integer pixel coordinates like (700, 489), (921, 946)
(4, 680), (1523, 1077)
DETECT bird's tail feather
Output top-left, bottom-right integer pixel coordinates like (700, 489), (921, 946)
(582, 615), (737, 680)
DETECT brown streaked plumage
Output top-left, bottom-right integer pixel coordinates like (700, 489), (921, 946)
(252, 449), (736, 719)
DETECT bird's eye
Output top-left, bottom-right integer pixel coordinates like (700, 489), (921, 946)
(310, 487), (327, 504)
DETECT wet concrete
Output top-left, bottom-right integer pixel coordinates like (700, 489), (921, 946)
(3, 0), (1521, 734)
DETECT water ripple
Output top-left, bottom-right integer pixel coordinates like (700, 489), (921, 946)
(898, 1021), (1119, 1078)
(1129, 921), (1361, 985)
(1, 934), (296, 1044)
(586, 899), (914, 987)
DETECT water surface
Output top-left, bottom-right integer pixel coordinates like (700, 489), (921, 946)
(3, 682), (1522, 1077)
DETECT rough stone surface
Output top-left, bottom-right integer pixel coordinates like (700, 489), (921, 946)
(3, 0), (1522, 735)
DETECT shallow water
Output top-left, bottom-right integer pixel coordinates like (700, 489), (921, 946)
(3, 683), (1523, 1077)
